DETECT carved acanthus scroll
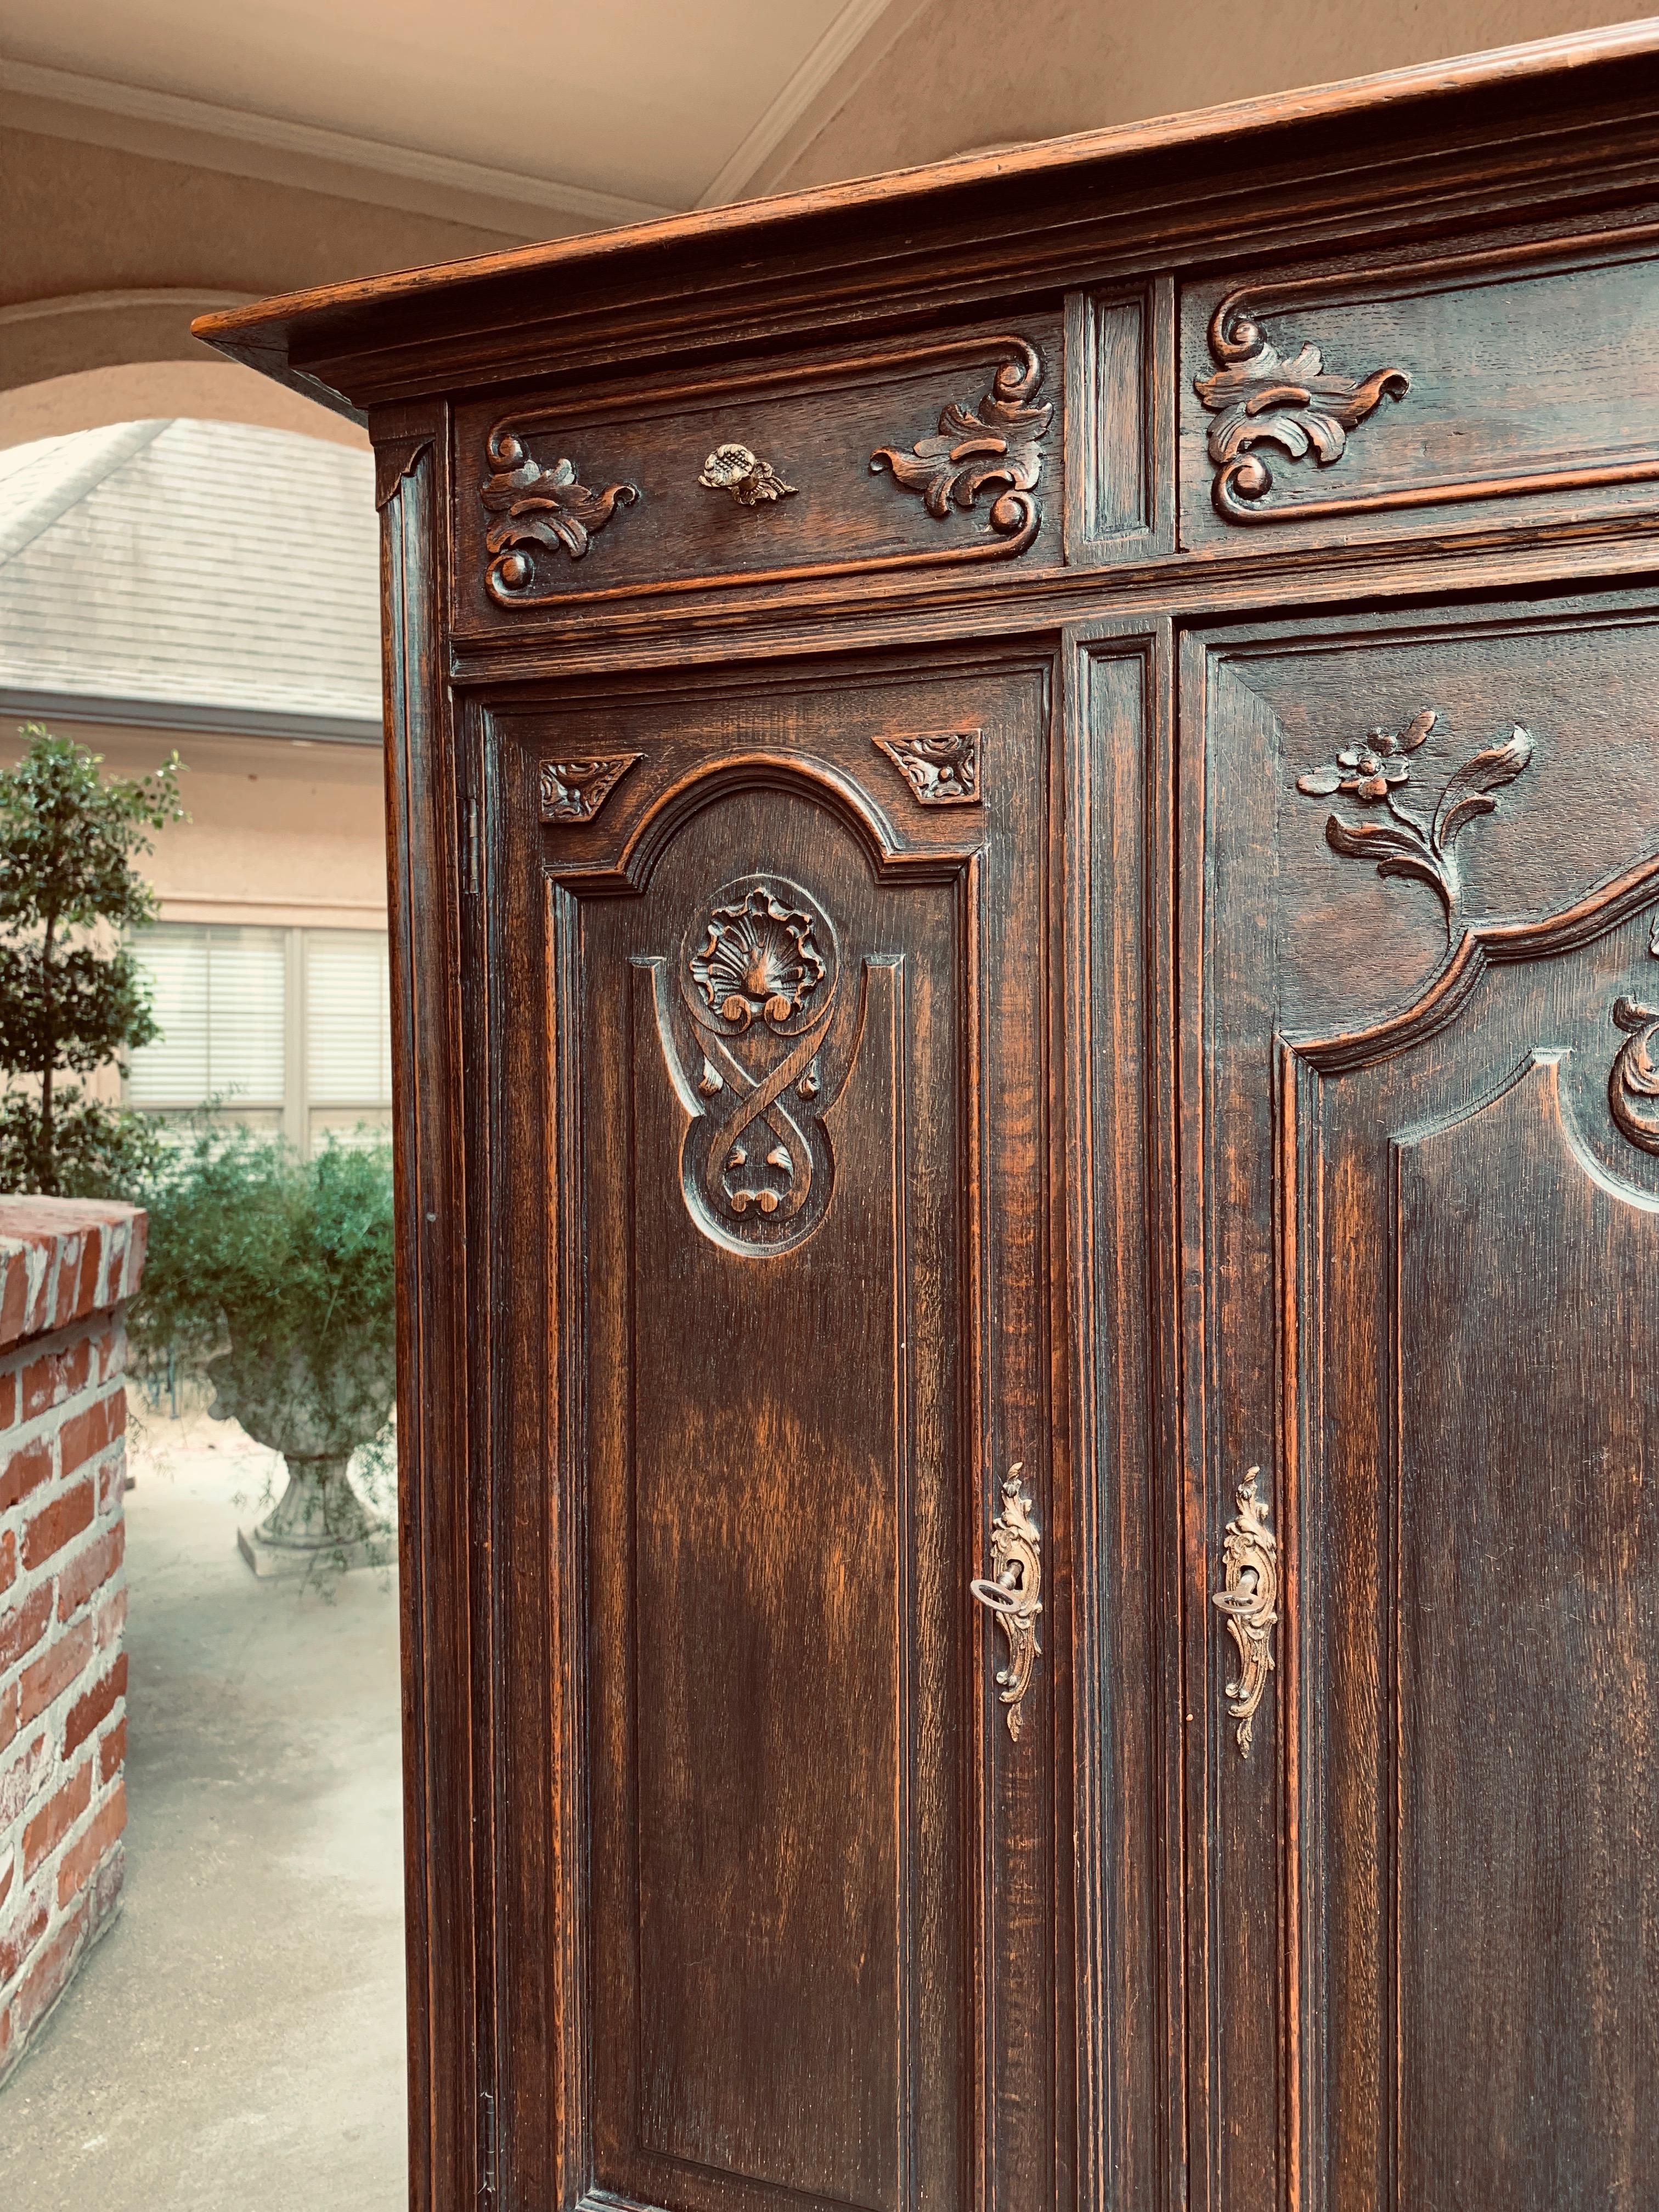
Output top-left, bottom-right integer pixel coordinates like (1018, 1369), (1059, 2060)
(481, 427), (639, 602)
(1212, 1468), (1278, 1756)
(1294, 709), (1534, 938)
(871, 339), (1051, 556)
(970, 1464), (1042, 1741)
(1195, 297), (1409, 520)
(1609, 918), (1659, 1155)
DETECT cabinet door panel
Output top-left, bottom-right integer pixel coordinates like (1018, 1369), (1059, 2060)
(1186, 597), (1659, 2211)
(483, 657), (1065, 2212)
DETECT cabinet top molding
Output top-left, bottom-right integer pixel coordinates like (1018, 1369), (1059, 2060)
(195, 25), (1659, 422)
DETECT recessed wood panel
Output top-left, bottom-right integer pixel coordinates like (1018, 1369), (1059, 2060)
(589, 791), (957, 2212)
(1395, 1053), (1659, 2208)
(1187, 593), (1659, 2212)
(1180, 224), (1659, 551)
(482, 656), (1066, 2212)
(449, 321), (1064, 629)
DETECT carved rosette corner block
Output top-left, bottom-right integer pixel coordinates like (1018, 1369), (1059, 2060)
(873, 730), (981, 805)
(1195, 296), (1410, 521)
(481, 425), (639, 602)
(699, 444), (796, 504)
(870, 339), (1051, 556)
(1212, 1468), (1278, 1757)
(1294, 710), (1533, 940)
(539, 755), (641, 825)
(970, 1464), (1042, 1741)
(1610, 921), (1659, 1154)
(652, 878), (864, 1256)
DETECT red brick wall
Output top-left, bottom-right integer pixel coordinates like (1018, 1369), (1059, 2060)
(0, 1199), (146, 2084)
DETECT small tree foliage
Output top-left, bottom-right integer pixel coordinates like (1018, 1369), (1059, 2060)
(0, 725), (185, 1194)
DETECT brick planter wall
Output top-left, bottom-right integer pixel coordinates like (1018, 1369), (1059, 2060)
(0, 1199), (146, 2085)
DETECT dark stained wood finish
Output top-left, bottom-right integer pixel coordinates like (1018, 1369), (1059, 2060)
(477, 658), (1066, 2212)
(213, 26), (1659, 2212)
(1186, 599), (1659, 2210)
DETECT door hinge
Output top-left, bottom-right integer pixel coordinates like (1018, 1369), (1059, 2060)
(462, 795), (482, 895)
(478, 2087), (498, 2204)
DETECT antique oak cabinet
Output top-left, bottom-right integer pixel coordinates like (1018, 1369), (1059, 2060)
(202, 25), (1659, 2211)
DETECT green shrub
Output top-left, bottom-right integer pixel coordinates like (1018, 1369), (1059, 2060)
(132, 1122), (396, 1378)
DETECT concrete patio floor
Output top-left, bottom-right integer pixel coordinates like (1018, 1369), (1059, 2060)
(0, 1403), (407, 2210)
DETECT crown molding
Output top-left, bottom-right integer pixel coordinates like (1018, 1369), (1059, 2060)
(696, 0), (902, 207)
(0, 289), (259, 328)
(1, 58), (675, 229)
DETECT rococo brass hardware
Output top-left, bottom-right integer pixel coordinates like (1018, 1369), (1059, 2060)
(970, 1463), (1042, 1740)
(1212, 1467), (1278, 1756)
(698, 444), (797, 505)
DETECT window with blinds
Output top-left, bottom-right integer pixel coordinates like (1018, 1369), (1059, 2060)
(125, 922), (392, 1147)
(305, 932), (392, 1105)
(127, 925), (286, 1107)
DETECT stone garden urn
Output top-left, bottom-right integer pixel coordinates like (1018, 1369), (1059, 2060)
(208, 1323), (397, 1577)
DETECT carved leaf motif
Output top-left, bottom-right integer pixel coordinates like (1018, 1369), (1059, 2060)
(481, 430), (639, 600)
(871, 342), (1051, 540)
(1195, 303), (1410, 520)
(539, 755), (640, 825)
(698, 444), (796, 504)
(1324, 812), (1444, 896)
(873, 730), (981, 805)
(1294, 714), (1533, 939)
(1432, 726), (1534, 848)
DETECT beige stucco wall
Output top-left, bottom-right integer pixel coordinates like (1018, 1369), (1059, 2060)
(761, 0), (1654, 193)
(0, 719), (386, 933)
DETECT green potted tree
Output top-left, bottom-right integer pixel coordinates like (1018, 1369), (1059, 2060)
(0, 725), (183, 1194)
(136, 1128), (398, 1577)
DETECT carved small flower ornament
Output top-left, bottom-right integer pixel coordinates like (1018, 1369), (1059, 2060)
(1297, 708), (1435, 803)
(690, 887), (826, 1029)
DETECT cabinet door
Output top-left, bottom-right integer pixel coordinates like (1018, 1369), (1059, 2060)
(1184, 597), (1659, 2211)
(478, 655), (1068, 2212)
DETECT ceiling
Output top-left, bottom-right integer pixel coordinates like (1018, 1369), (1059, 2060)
(0, 0), (906, 219)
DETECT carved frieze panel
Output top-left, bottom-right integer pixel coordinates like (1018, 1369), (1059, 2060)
(1182, 232), (1659, 550)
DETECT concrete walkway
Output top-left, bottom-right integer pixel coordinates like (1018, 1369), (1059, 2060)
(0, 1405), (407, 2210)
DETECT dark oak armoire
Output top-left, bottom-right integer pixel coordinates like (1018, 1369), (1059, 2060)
(201, 25), (1659, 2210)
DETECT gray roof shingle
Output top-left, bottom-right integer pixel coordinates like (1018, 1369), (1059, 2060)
(0, 419), (381, 737)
